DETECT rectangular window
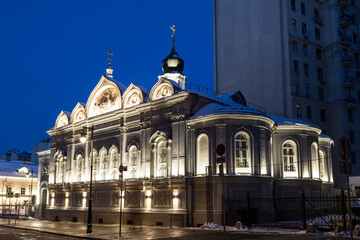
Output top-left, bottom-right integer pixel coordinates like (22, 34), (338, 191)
(21, 188), (26, 195)
(304, 63), (309, 76)
(301, 2), (306, 15)
(292, 19), (297, 31)
(305, 84), (310, 97)
(352, 14), (356, 25)
(296, 104), (302, 117)
(317, 68), (323, 81)
(348, 109), (354, 122)
(291, 0), (296, 11)
(344, 68), (349, 81)
(357, 72), (360, 83)
(351, 152), (356, 165)
(350, 130), (355, 143)
(345, 88), (351, 100)
(307, 106), (312, 120)
(319, 87), (324, 100)
(303, 44), (308, 56)
(294, 60), (299, 73)
(6, 187), (11, 192)
(358, 90), (360, 102)
(314, 8), (319, 20)
(354, 32), (358, 45)
(316, 48), (322, 60)
(315, 28), (321, 40)
(294, 81), (300, 95)
(320, 109), (326, 122)
(293, 41), (298, 52)
(302, 23), (307, 35)
(355, 53), (359, 66)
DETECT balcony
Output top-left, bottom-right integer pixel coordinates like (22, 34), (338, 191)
(344, 76), (355, 88)
(339, 14), (353, 28)
(338, 0), (350, 8)
(313, 16), (323, 26)
(341, 34), (353, 46)
(342, 55), (354, 67)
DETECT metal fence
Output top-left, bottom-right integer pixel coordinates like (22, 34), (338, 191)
(225, 191), (358, 231)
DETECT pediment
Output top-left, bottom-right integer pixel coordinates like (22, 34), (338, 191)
(55, 111), (70, 128)
(149, 77), (176, 101)
(122, 83), (145, 108)
(70, 102), (86, 123)
(86, 76), (126, 118)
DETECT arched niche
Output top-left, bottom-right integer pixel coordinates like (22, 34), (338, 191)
(122, 83), (146, 108)
(70, 102), (86, 123)
(55, 111), (70, 128)
(86, 76), (126, 118)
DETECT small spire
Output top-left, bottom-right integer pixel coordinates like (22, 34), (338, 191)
(106, 50), (114, 77)
(170, 25), (176, 47)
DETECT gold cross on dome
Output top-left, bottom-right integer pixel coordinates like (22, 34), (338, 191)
(107, 50), (114, 64)
(170, 25), (176, 39)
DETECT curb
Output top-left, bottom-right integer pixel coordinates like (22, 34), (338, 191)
(0, 224), (106, 240)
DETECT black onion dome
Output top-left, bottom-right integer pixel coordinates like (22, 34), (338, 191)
(162, 45), (184, 73)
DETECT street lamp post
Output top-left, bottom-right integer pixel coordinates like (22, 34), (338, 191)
(80, 126), (94, 234)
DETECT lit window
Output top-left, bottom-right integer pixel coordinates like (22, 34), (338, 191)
(311, 143), (319, 179)
(234, 132), (251, 174)
(128, 145), (138, 178)
(319, 150), (327, 181)
(282, 141), (298, 178)
(157, 141), (168, 177)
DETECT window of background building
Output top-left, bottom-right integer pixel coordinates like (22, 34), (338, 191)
(294, 81), (300, 95)
(344, 68), (349, 81)
(319, 87), (324, 100)
(292, 19), (297, 31)
(348, 109), (354, 122)
(350, 130), (355, 143)
(358, 72), (360, 83)
(316, 48), (322, 60)
(294, 60), (299, 73)
(21, 188), (25, 195)
(6, 187), (11, 192)
(305, 84), (310, 97)
(304, 63), (309, 76)
(314, 8), (319, 20)
(358, 90), (360, 102)
(355, 53), (359, 65)
(302, 23), (307, 35)
(345, 88), (351, 100)
(354, 32), (358, 45)
(320, 109), (326, 122)
(307, 106), (312, 119)
(303, 44), (308, 56)
(352, 14), (356, 25)
(291, 0), (296, 11)
(301, 2), (306, 15)
(315, 28), (321, 40)
(296, 104), (302, 117)
(293, 41), (297, 52)
(317, 67), (323, 81)
(351, 152), (356, 165)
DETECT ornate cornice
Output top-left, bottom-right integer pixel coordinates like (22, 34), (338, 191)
(170, 114), (185, 123)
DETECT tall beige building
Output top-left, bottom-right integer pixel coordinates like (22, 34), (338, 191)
(213, 0), (360, 187)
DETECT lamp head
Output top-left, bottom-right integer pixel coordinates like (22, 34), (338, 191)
(80, 132), (87, 143)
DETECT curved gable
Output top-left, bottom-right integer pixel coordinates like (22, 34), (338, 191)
(86, 76), (124, 118)
(70, 102), (86, 123)
(149, 78), (176, 101)
(122, 83), (145, 109)
(55, 111), (70, 128)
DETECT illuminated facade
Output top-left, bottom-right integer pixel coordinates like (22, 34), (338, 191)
(43, 34), (334, 227)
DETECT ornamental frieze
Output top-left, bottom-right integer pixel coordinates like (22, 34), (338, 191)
(170, 114), (185, 122)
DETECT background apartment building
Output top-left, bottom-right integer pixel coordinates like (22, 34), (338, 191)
(213, 0), (360, 187)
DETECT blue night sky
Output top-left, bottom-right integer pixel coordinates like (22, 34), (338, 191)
(0, 1), (214, 154)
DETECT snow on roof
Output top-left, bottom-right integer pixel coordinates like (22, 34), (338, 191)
(270, 115), (320, 129)
(0, 160), (38, 178)
(161, 77), (181, 91)
(132, 83), (149, 99)
(319, 133), (332, 139)
(189, 103), (268, 120)
(105, 76), (127, 94)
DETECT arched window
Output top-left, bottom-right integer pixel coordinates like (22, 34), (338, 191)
(55, 152), (65, 183)
(282, 141), (298, 178)
(196, 134), (209, 175)
(128, 145), (138, 179)
(319, 149), (327, 181)
(157, 141), (168, 177)
(311, 142), (319, 179)
(110, 148), (118, 169)
(234, 132), (251, 174)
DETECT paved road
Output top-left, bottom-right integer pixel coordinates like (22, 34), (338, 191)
(0, 226), (82, 240)
(0, 225), (350, 240)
